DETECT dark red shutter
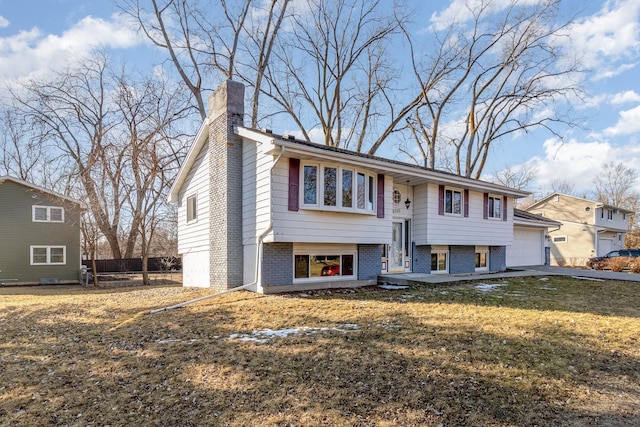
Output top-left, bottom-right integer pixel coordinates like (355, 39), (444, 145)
(288, 158), (300, 211)
(377, 174), (385, 218)
(438, 185), (445, 215)
(463, 189), (469, 217)
(483, 193), (489, 219)
(503, 195), (508, 221)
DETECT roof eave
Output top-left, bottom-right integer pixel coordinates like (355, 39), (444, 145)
(0, 175), (83, 207)
(168, 118), (209, 204)
(237, 128), (530, 199)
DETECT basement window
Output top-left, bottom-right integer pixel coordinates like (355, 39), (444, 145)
(294, 254), (355, 279)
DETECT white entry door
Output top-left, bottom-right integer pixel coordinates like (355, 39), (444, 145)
(389, 220), (411, 272)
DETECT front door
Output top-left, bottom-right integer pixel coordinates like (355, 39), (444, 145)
(389, 220), (411, 272)
(389, 222), (403, 271)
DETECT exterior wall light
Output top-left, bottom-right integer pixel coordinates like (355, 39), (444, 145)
(404, 181), (411, 209)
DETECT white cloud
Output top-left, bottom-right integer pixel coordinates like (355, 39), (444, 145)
(0, 16), (9, 28)
(429, 0), (540, 31)
(0, 13), (142, 82)
(567, 0), (640, 80)
(611, 90), (640, 104)
(524, 137), (640, 195)
(603, 105), (640, 136)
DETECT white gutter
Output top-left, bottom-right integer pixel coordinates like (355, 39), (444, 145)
(150, 145), (286, 313)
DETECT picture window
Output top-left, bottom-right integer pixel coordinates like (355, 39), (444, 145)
(301, 162), (375, 214)
(294, 254), (356, 279)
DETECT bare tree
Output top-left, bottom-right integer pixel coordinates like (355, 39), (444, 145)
(10, 54), (128, 258)
(120, 0), (290, 125)
(0, 108), (69, 188)
(550, 179), (576, 195)
(115, 73), (190, 283)
(401, 0), (583, 178)
(264, 0), (408, 151)
(492, 164), (537, 190)
(592, 161), (639, 248)
(593, 162), (639, 209)
(9, 53), (189, 260)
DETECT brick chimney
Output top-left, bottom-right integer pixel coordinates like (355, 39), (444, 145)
(208, 80), (245, 290)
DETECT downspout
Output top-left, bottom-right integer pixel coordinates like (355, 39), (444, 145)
(151, 145), (286, 314)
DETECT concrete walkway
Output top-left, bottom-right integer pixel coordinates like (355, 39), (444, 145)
(379, 266), (640, 286)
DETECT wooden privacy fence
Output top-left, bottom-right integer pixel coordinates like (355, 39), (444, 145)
(82, 257), (182, 273)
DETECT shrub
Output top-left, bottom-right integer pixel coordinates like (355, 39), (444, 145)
(608, 257), (632, 272)
(629, 257), (640, 274)
(593, 260), (607, 270)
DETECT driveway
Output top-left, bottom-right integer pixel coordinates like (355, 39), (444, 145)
(525, 265), (640, 282)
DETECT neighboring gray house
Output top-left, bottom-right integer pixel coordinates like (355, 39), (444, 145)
(0, 176), (83, 285)
(168, 81), (531, 294)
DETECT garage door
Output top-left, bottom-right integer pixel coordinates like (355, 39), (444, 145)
(598, 239), (613, 257)
(507, 227), (544, 267)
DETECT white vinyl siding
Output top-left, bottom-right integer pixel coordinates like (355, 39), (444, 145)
(268, 161), (392, 244)
(182, 250), (211, 287)
(177, 141), (210, 255)
(242, 138), (273, 245)
(422, 183), (513, 246)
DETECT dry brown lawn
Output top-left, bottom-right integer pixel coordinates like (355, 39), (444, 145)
(1, 276), (639, 426)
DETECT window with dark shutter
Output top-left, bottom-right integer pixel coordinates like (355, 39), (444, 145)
(503, 196), (508, 221)
(438, 185), (445, 215)
(483, 193), (489, 219)
(377, 174), (385, 218)
(288, 158), (300, 211)
(464, 189), (469, 217)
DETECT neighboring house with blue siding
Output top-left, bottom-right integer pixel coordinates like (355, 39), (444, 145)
(168, 81), (530, 293)
(0, 176), (82, 285)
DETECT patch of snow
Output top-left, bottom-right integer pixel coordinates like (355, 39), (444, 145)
(475, 283), (506, 293)
(538, 277), (549, 281)
(379, 284), (409, 290)
(571, 276), (605, 282)
(228, 324), (359, 343)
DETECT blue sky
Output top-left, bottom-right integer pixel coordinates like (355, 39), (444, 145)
(1, 0), (639, 197)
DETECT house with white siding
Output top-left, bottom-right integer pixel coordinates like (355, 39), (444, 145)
(168, 81), (532, 293)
